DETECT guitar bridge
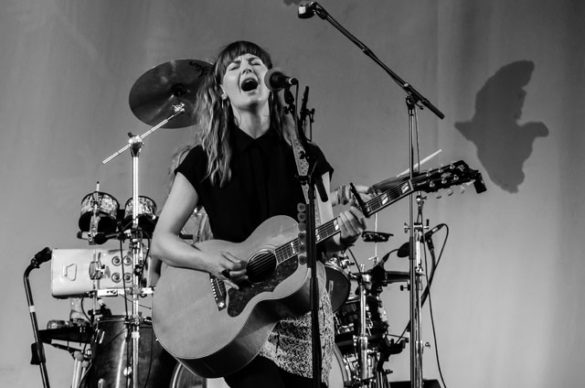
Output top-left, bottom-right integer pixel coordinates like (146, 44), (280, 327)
(210, 275), (227, 311)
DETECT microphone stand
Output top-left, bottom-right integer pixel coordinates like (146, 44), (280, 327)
(24, 247), (53, 388)
(301, 3), (444, 388)
(283, 86), (325, 388)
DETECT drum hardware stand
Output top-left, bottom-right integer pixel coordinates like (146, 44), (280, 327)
(352, 267), (393, 388)
(356, 268), (374, 385)
(71, 349), (91, 388)
(102, 102), (186, 388)
(299, 4), (444, 387)
(405, 190), (427, 388)
(24, 247), (53, 388)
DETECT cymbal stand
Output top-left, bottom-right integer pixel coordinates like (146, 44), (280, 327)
(88, 182), (103, 323)
(102, 102), (185, 388)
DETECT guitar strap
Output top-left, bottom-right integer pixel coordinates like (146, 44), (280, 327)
(289, 129), (320, 226)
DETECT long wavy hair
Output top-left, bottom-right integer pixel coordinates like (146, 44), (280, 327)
(194, 41), (292, 187)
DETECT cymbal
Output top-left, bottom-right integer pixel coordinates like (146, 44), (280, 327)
(129, 59), (212, 128)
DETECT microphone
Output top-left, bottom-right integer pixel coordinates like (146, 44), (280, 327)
(34, 247), (53, 265)
(298, 2), (321, 19)
(396, 223), (446, 258)
(264, 68), (298, 91)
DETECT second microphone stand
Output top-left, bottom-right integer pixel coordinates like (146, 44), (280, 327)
(302, 3), (445, 388)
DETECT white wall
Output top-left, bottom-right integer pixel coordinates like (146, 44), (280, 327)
(1, 1), (583, 387)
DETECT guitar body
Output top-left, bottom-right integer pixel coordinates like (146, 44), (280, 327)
(152, 215), (313, 378)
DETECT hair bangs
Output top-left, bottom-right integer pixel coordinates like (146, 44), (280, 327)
(214, 41), (273, 83)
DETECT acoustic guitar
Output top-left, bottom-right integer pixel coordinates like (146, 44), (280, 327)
(152, 160), (485, 377)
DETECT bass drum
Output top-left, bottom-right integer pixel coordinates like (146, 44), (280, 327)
(169, 346), (351, 388)
(81, 316), (175, 388)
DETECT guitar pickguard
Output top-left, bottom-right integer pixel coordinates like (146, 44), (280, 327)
(227, 257), (299, 317)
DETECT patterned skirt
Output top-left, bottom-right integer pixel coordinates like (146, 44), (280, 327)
(258, 264), (335, 383)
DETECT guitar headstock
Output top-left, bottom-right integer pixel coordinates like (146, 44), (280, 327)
(412, 160), (486, 194)
(356, 160), (486, 218)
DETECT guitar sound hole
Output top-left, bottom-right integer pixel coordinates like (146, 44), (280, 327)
(246, 251), (277, 283)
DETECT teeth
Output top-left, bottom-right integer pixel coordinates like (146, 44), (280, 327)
(241, 78), (259, 92)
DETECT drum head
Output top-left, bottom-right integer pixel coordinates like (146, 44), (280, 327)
(169, 364), (228, 388)
(79, 192), (120, 234)
(123, 196), (158, 235)
(329, 345), (352, 388)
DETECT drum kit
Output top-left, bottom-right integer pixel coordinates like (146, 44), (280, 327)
(36, 58), (213, 388)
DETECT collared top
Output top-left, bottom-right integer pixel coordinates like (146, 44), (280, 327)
(176, 126), (332, 242)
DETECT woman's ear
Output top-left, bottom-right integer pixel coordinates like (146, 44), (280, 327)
(219, 85), (227, 100)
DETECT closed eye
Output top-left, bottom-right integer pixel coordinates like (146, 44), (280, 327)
(227, 61), (241, 71)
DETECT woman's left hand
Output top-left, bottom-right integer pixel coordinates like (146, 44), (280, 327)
(338, 205), (367, 248)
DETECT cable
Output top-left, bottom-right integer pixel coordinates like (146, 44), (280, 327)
(422, 225), (450, 388)
(118, 237), (131, 387)
(392, 225), (448, 344)
(347, 248), (363, 278)
(118, 238), (130, 318)
(80, 297), (92, 323)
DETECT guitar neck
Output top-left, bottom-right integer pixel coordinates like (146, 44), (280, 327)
(274, 179), (414, 265)
(275, 160), (484, 265)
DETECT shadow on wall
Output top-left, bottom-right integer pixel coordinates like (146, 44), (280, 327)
(455, 61), (548, 193)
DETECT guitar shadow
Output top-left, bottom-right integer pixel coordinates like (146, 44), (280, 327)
(455, 60), (549, 193)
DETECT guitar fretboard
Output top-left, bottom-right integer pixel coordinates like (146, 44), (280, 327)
(273, 179), (414, 264)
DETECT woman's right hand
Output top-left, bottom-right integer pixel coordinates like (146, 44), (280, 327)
(203, 251), (248, 289)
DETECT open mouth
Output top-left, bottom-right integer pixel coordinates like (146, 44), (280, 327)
(241, 78), (259, 92)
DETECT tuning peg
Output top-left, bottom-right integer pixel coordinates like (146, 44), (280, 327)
(447, 189), (454, 196)
(460, 186), (466, 194)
